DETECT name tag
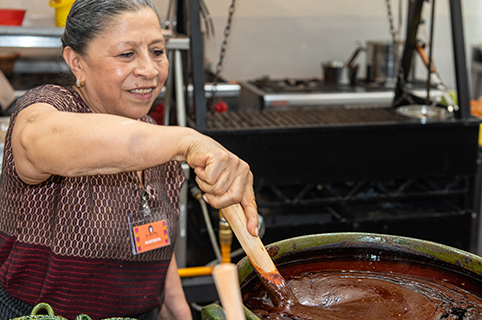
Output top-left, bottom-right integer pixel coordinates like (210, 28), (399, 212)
(128, 207), (171, 255)
(132, 219), (170, 254)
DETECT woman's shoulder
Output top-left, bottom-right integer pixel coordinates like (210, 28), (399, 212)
(19, 84), (77, 104)
(14, 84), (86, 114)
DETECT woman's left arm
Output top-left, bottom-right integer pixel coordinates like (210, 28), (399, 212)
(159, 255), (192, 320)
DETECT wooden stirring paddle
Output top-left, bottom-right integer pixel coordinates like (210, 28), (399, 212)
(220, 204), (299, 308)
(212, 263), (246, 320)
(221, 205), (337, 320)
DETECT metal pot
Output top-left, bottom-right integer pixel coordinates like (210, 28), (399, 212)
(322, 60), (358, 86)
(366, 41), (400, 84)
(202, 232), (482, 320)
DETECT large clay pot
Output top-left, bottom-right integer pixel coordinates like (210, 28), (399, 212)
(201, 232), (482, 320)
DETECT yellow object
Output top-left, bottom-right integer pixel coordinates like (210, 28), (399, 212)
(178, 266), (215, 278)
(49, 0), (75, 27)
(440, 90), (458, 107)
(219, 212), (233, 264)
(220, 244), (232, 264)
(479, 123), (482, 147)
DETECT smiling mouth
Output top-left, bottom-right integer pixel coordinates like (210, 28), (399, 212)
(129, 88), (153, 95)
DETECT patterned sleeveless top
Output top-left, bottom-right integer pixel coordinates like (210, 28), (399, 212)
(0, 85), (185, 319)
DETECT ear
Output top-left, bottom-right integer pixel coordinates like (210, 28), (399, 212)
(63, 46), (84, 82)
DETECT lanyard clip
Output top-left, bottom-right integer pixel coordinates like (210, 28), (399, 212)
(142, 186), (152, 217)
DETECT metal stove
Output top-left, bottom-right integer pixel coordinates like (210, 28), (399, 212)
(238, 76), (441, 110)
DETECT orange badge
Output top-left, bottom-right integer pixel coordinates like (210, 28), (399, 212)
(133, 220), (170, 254)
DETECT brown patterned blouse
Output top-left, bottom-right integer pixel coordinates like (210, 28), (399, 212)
(0, 85), (185, 319)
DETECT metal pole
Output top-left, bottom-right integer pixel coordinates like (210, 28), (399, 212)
(175, 163), (191, 268)
(163, 50), (174, 126)
(393, 0), (424, 105)
(426, 0), (436, 105)
(449, 0), (471, 119)
(174, 49), (186, 127)
(188, 0), (207, 132)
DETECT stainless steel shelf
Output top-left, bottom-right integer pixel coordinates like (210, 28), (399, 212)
(0, 27), (63, 49)
(0, 26), (189, 50)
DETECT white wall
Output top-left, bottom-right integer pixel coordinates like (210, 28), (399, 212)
(200, 0), (482, 92)
(1, 0), (481, 92)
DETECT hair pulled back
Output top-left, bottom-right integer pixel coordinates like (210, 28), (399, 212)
(61, 0), (161, 56)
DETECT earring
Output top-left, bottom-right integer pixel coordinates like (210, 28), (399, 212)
(76, 79), (85, 88)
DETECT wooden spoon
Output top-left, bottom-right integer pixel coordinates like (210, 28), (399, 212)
(221, 205), (336, 320)
(220, 204), (298, 307)
(212, 263), (246, 320)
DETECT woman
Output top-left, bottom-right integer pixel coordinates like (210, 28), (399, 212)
(0, 0), (258, 319)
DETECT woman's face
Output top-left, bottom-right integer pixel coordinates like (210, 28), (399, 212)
(75, 8), (168, 119)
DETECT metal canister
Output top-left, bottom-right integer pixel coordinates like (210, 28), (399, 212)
(322, 60), (358, 86)
(471, 45), (482, 99)
(366, 40), (400, 84)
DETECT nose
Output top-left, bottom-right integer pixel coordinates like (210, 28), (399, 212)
(134, 52), (159, 79)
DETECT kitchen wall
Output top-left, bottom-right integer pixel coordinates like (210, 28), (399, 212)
(200, 0), (482, 93)
(1, 0), (481, 93)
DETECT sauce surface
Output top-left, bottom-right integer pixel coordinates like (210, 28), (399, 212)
(242, 257), (482, 320)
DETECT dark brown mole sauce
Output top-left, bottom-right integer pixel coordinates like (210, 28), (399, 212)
(241, 255), (482, 320)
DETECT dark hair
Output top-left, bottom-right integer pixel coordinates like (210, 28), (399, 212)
(61, 0), (161, 56)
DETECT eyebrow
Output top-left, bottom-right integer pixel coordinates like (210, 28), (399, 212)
(118, 38), (165, 47)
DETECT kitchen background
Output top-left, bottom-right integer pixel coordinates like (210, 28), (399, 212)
(3, 2), (482, 314)
(1, 0), (481, 92)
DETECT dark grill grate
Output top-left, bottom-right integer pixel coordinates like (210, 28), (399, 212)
(207, 106), (401, 130)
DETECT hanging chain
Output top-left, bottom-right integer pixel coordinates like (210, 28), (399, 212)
(386, 0), (397, 40)
(385, 0), (416, 106)
(208, 0), (236, 110)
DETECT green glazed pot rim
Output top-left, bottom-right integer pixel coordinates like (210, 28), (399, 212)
(236, 232), (482, 283)
(204, 232), (482, 320)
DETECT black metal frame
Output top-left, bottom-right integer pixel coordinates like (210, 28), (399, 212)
(394, 0), (470, 119)
(208, 120), (480, 188)
(449, 0), (471, 119)
(254, 173), (475, 251)
(256, 175), (471, 210)
(188, 0), (207, 132)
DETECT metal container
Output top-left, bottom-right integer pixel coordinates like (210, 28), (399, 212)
(322, 60), (358, 86)
(396, 104), (454, 122)
(366, 41), (400, 84)
(471, 45), (482, 99)
(202, 232), (482, 320)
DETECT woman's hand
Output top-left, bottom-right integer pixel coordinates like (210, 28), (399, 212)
(184, 137), (259, 238)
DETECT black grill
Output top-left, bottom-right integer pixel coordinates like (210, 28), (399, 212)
(207, 106), (401, 130)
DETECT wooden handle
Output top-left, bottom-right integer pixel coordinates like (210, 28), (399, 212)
(221, 204), (299, 307)
(415, 43), (455, 106)
(415, 43), (436, 73)
(212, 263), (246, 320)
(221, 204), (280, 281)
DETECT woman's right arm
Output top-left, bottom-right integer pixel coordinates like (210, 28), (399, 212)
(12, 103), (196, 184)
(12, 103), (259, 236)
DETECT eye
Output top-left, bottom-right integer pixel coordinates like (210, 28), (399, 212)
(119, 51), (134, 58)
(151, 49), (164, 57)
